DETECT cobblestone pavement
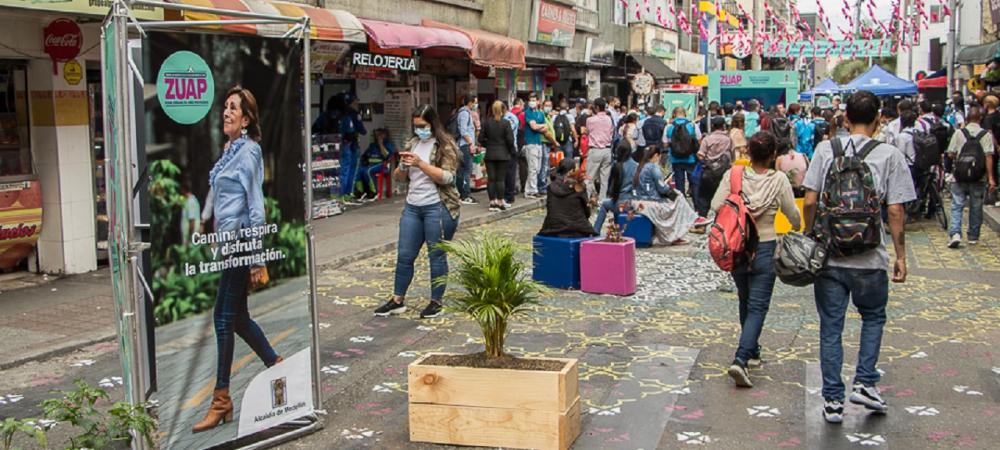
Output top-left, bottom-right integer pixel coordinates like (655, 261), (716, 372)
(2, 210), (999, 449)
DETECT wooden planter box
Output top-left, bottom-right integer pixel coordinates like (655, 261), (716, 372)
(580, 238), (637, 296)
(408, 353), (581, 450)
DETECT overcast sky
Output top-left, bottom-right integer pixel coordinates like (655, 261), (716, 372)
(796, 0), (899, 40)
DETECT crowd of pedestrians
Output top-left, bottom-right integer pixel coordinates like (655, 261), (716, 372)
(369, 87), (1000, 425)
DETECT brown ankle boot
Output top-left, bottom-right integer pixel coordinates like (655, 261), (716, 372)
(192, 388), (233, 433)
(268, 356), (284, 367)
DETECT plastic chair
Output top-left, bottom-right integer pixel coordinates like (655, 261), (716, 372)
(375, 154), (396, 200)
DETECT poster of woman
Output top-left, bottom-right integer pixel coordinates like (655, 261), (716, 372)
(143, 31), (313, 449)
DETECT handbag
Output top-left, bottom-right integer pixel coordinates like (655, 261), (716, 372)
(774, 232), (827, 287)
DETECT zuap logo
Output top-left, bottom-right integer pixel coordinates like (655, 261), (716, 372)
(156, 51), (215, 125)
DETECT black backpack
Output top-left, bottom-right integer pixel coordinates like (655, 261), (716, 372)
(814, 138), (883, 257)
(446, 112), (462, 143)
(928, 118), (953, 157)
(813, 119), (831, 144)
(553, 114), (572, 145)
(642, 116), (666, 148)
(953, 128), (988, 182)
(770, 117), (792, 140)
(669, 122), (697, 159)
(906, 129), (941, 172)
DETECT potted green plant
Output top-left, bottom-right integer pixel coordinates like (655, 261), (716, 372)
(407, 232), (581, 450)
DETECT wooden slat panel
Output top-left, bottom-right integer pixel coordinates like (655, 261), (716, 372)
(408, 353), (577, 412)
(409, 398), (581, 450)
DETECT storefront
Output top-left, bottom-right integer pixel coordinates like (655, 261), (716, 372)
(708, 70), (799, 107)
(0, 3), (163, 274)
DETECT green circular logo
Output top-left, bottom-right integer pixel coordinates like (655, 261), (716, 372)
(156, 50), (215, 125)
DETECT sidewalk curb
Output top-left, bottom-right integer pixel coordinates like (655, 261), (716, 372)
(315, 198), (544, 272)
(984, 205), (1000, 234)
(0, 199), (545, 370)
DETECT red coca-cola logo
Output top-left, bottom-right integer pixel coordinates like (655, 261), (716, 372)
(43, 19), (82, 63)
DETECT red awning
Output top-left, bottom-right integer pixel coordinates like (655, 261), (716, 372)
(422, 20), (525, 69)
(917, 75), (947, 89)
(167, 0), (365, 42)
(361, 19), (472, 50)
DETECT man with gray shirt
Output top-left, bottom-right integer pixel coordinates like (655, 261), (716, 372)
(802, 91), (916, 424)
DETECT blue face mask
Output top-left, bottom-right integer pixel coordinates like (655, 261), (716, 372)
(415, 127), (432, 140)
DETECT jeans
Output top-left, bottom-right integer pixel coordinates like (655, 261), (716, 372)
(696, 172), (721, 218)
(561, 140), (574, 160)
(458, 144), (473, 199)
(505, 155), (519, 203)
(524, 144), (544, 195)
(357, 164), (384, 197)
(586, 147), (612, 200)
(814, 267), (889, 401)
(949, 181), (986, 240)
(486, 160), (508, 202)
(394, 203), (459, 302)
(672, 162), (696, 196)
(537, 145), (551, 194)
(732, 241), (776, 364)
(339, 144), (359, 197)
(593, 198), (616, 233)
(214, 264), (279, 389)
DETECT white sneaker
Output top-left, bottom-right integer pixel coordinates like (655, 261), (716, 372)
(948, 234), (961, 249)
(823, 399), (845, 424)
(968, 240), (978, 245)
(849, 383), (888, 413)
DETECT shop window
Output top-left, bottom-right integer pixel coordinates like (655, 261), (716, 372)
(0, 62), (31, 178)
(929, 38), (942, 71)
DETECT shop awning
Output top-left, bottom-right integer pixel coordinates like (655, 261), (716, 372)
(956, 41), (1000, 65)
(361, 19), (471, 50)
(422, 20), (525, 69)
(628, 54), (681, 80)
(166, 0), (366, 42)
(917, 75), (947, 89)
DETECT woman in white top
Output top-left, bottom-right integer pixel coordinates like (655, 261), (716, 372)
(373, 105), (462, 319)
(712, 132), (801, 388)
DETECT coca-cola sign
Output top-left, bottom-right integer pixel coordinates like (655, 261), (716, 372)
(43, 19), (82, 73)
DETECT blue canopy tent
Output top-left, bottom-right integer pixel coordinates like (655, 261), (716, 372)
(841, 65), (918, 96)
(799, 78), (841, 101)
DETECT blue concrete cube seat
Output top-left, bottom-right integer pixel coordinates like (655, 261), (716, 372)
(532, 235), (590, 289)
(616, 213), (653, 248)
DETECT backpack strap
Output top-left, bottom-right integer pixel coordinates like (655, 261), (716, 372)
(730, 165), (745, 195)
(857, 139), (881, 160)
(960, 128), (972, 141)
(831, 136), (845, 158)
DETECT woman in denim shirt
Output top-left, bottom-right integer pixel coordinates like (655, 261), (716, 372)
(193, 86), (282, 433)
(373, 105), (461, 319)
(631, 146), (698, 245)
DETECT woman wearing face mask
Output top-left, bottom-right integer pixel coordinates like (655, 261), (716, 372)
(193, 86), (282, 433)
(373, 105), (461, 319)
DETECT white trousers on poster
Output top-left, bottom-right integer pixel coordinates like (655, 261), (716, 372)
(524, 144), (543, 196)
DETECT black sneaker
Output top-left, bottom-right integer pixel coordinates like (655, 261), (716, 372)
(727, 361), (753, 387)
(420, 301), (443, 319)
(849, 383), (888, 413)
(823, 399), (845, 424)
(374, 299), (406, 317)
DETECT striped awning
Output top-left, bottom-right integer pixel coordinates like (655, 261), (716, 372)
(167, 0), (366, 42)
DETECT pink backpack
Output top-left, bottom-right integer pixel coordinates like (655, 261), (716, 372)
(708, 166), (759, 272)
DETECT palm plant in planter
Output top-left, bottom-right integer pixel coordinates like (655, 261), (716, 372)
(434, 231), (547, 358)
(407, 232), (581, 450)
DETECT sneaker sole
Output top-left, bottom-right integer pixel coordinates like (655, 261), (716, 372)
(823, 411), (844, 424)
(374, 307), (406, 317)
(727, 365), (753, 388)
(419, 312), (441, 319)
(747, 359), (762, 369)
(849, 394), (888, 413)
